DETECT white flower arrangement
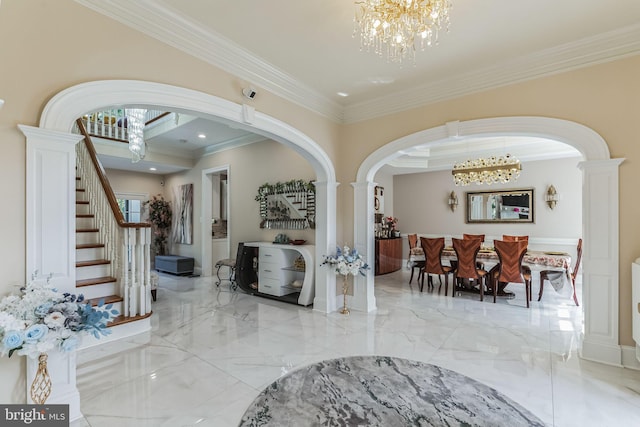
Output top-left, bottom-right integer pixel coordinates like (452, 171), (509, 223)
(322, 245), (370, 277)
(0, 273), (118, 359)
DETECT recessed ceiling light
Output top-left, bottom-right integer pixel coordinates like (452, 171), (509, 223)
(149, 167), (157, 171)
(337, 92), (349, 97)
(198, 133), (206, 139)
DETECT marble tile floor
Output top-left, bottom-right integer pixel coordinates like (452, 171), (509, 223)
(72, 270), (640, 427)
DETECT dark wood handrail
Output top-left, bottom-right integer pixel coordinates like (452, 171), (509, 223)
(76, 119), (150, 229)
(145, 111), (171, 126)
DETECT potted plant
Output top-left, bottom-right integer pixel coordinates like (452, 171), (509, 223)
(143, 194), (172, 256)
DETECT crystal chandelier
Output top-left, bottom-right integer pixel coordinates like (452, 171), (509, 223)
(452, 154), (522, 186)
(354, 0), (452, 64)
(126, 108), (146, 163)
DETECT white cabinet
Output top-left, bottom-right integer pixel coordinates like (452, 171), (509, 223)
(258, 246), (299, 296)
(245, 242), (315, 306)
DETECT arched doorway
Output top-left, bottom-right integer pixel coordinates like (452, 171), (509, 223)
(37, 80), (339, 313)
(353, 117), (624, 367)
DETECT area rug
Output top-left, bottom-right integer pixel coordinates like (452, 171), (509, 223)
(239, 355), (545, 427)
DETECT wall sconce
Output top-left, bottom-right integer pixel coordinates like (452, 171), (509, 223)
(545, 185), (559, 209)
(448, 191), (458, 212)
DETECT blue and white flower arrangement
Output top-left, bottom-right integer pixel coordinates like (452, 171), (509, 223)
(0, 273), (118, 359)
(322, 245), (370, 277)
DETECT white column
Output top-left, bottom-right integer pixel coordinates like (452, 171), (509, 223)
(20, 125), (82, 290)
(578, 158), (624, 365)
(351, 181), (377, 312)
(20, 125), (83, 420)
(313, 181), (338, 313)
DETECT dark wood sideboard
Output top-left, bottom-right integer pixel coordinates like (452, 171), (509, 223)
(375, 237), (403, 275)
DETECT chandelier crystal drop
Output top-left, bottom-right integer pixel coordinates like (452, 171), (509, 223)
(452, 154), (522, 186)
(354, 0), (452, 64)
(126, 108), (146, 163)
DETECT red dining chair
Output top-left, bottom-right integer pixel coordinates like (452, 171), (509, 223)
(451, 238), (488, 301)
(407, 234), (425, 284)
(419, 237), (453, 294)
(538, 238), (582, 306)
(463, 234), (485, 243)
(493, 239), (532, 307)
(463, 234), (486, 269)
(502, 235), (529, 242)
(502, 235), (531, 275)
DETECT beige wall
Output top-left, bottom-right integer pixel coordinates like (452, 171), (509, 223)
(164, 140), (316, 266)
(393, 157), (582, 239)
(106, 169), (167, 201)
(1, 0), (640, 404)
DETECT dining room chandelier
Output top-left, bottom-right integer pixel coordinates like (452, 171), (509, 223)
(126, 108), (146, 163)
(354, 0), (452, 64)
(452, 154), (522, 186)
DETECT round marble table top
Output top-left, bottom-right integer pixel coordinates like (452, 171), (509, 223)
(240, 355), (545, 427)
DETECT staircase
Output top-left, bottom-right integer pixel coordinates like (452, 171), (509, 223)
(74, 120), (153, 348)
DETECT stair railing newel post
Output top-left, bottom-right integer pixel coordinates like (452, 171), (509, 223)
(143, 227), (152, 314)
(122, 228), (130, 320)
(129, 228), (139, 317)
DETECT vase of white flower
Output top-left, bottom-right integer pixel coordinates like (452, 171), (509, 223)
(322, 246), (370, 315)
(0, 273), (119, 406)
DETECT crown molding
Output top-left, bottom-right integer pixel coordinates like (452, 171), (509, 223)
(344, 24), (640, 123)
(74, 0), (344, 123)
(75, 1), (640, 125)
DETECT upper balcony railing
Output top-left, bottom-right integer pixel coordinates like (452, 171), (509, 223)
(75, 108), (169, 142)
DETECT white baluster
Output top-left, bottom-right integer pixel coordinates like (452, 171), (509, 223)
(129, 228), (137, 317)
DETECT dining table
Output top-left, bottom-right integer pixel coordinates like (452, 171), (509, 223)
(408, 247), (572, 297)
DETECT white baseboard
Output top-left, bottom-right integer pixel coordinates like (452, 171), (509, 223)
(579, 339), (623, 367)
(621, 345), (640, 370)
(78, 316), (151, 351)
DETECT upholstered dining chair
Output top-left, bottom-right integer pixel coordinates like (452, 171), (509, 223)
(407, 234), (425, 284)
(502, 235), (529, 242)
(451, 238), (488, 301)
(462, 233), (486, 269)
(419, 237), (453, 294)
(538, 238), (582, 306)
(493, 239), (532, 307)
(501, 235), (531, 275)
(463, 233), (485, 242)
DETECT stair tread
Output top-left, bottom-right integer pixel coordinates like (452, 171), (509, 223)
(76, 276), (117, 287)
(76, 188), (86, 192)
(77, 228), (99, 233)
(108, 312), (152, 327)
(77, 243), (105, 249)
(76, 200), (90, 204)
(76, 259), (111, 267)
(86, 295), (123, 306)
(76, 214), (94, 218)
